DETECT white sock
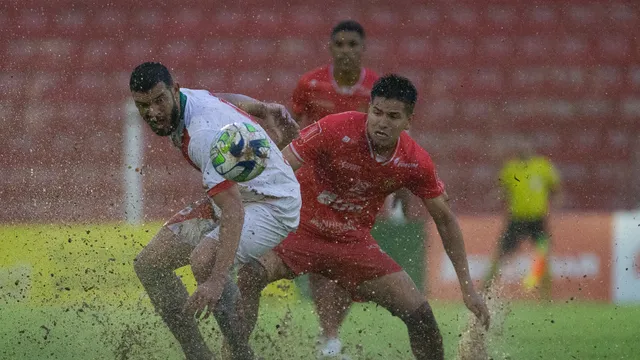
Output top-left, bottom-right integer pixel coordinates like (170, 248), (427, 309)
(320, 338), (342, 356)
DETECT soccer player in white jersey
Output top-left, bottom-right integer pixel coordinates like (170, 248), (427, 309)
(129, 62), (301, 360)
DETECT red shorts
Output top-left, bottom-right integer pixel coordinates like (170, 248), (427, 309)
(273, 229), (402, 295)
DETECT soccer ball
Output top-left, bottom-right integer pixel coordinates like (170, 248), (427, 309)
(210, 122), (271, 182)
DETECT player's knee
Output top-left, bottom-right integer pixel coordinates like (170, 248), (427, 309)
(239, 258), (269, 290)
(213, 281), (240, 320)
(398, 302), (443, 348)
(133, 251), (156, 280)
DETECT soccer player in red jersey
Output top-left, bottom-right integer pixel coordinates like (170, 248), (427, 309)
(292, 20), (379, 129)
(237, 75), (490, 360)
(290, 20), (381, 357)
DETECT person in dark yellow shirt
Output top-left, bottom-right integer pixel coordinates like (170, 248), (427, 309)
(484, 141), (561, 297)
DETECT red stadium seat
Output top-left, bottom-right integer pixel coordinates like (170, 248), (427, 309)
(164, 8), (204, 37)
(230, 70), (269, 98)
(268, 70), (301, 101)
(93, 9), (129, 36)
(476, 36), (515, 64)
(208, 7), (250, 37)
(562, 3), (604, 31)
(555, 35), (592, 66)
(199, 38), (237, 69)
(285, 7), (326, 37)
(589, 66), (625, 95)
(121, 40), (160, 70)
(0, 72), (27, 101)
(596, 34), (632, 64)
(364, 7), (401, 37)
(159, 40), (198, 68)
(484, 5), (519, 31)
(51, 8), (89, 36)
(403, 5), (441, 35)
(245, 9), (285, 37)
(190, 71), (228, 92)
(277, 39), (317, 65)
(606, 3), (639, 31)
(80, 40), (121, 71)
(397, 37), (433, 65)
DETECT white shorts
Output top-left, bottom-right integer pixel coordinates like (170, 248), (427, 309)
(164, 197), (299, 264)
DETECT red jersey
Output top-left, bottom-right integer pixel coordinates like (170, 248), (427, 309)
(289, 112), (445, 241)
(292, 65), (378, 127)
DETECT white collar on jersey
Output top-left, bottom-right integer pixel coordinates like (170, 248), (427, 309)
(329, 65), (366, 95)
(364, 121), (401, 166)
(170, 92), (188, 148)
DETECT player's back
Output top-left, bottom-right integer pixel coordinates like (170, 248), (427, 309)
(175, 88), (301, 228)
(499, 156), (559, 220)
(292, 65), (378, 126)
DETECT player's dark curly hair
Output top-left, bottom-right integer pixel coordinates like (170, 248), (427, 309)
(371, 74), (418, 113)
(129, 62), (174, 92)
(331, 20), (365, 39)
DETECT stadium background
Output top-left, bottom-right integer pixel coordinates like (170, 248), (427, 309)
(1, 0), (640, 358)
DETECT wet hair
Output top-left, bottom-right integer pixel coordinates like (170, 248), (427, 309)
(331, 20), (365, 39)
(129, 62), (173, 92)
(370, 74), (418, 113)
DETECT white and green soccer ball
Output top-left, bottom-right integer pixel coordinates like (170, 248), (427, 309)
(210, 122), (271, 182)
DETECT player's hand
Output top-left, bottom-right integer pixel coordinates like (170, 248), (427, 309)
(183, 278), (225, 320)
(263, 103), (299, 146)
(463, 290), (490, 330)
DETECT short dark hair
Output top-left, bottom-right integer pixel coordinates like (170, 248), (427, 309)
(331, 20), (365, 39)
(371, 74), (418, 113)
(129, 62), (173, 92)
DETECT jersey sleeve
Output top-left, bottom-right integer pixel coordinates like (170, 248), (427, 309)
(405, 149), (446, 199)
(544, 159), (561, 190)
(288, 115), (338, 165)
(291, 76), (310, 116)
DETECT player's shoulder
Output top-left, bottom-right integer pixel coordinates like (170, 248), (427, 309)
(397, 132), (437, 166)
(531, 156), (555, 170)
(318, 111), (366, 133)
(362, 68), (380, 86)
(298, 65), (330, 84)
(182, 88), (233, 129)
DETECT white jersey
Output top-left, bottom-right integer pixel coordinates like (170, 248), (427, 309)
(168, 88), (301, 230)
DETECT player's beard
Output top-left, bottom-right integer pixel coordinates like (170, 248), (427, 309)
(151, 98), (180, 136)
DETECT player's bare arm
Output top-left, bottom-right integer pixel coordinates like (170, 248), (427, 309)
(281, 145), (304, 172)
(215, 93), (299, 148)
(423, 193), (490, 329)
(184, 184), (245, 318)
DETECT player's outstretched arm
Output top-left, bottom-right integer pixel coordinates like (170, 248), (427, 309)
(215, 93), (299, 149)
(184, 185), (245, 318)
(281, 145), (304, 172)
(423, 194), (490, 329)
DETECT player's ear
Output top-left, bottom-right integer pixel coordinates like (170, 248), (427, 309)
(405, 115), (413, 131)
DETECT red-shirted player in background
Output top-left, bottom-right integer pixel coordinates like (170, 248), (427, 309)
(290, 20), (381, 358)
(292, 20), (378, 128)
(237, 75), (490, 360)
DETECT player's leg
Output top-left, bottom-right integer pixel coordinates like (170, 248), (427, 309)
(356, 271), (443, 360)
(218, 201), (299, 359)
(524, 220), (552, 297)
(309, 273), (352, 357)
(236, 251), (297, 342)
(236, 228), (322, 347)
(134, 223), (213, 360)
(484, 220), (522, 289)
(189, 233), (254, 360)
